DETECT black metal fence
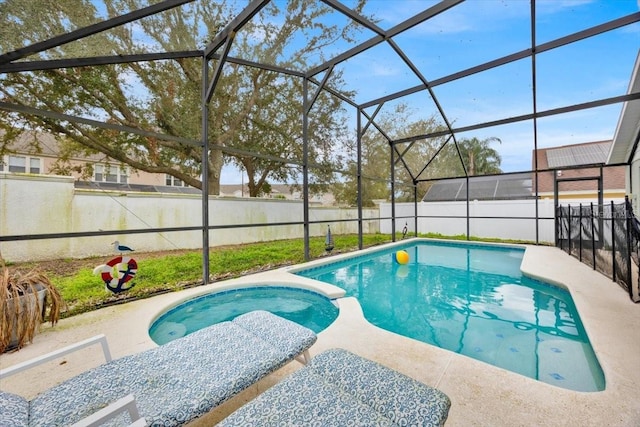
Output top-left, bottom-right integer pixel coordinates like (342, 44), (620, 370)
(556, 197), (640, 303)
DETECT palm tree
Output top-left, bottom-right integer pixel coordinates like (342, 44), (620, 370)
(456, 137), (502, 176)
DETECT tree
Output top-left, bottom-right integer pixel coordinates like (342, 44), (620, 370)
(333, 103), (504, 205)
(331, 133), (390, 207)
(391, 115), (450, 202)
(333, 104), (449, 206)
(0, 0), (368, 195)
(451, 136), (502, 176)
(227, 71), (352, 197)
(393, 135), (502, 203)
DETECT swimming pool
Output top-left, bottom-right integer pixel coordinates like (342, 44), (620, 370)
(149, 286), (339, 345)
(294, 240), (605, 392)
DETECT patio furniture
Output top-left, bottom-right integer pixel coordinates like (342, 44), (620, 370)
(219, 348), (451, 426)
(0, 310), (317, 427)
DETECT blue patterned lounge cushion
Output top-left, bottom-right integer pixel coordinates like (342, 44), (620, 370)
(25, 310), (316, 427)
(219, 348), (451, 427)
(0, 391), (28, 427)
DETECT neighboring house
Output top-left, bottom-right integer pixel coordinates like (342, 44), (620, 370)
(219, 184), (248, 198)
(219, 183), (336, 206)
(1, 132), (61, 175)
(534, 140), (626, 202)
(607, 51), (640, 213)
(0, 130), (185, 189)
(2, 131), (336, 205)
(422, 140), (626, 203)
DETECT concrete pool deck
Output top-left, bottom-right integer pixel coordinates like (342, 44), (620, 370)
(1, 243), (639, 426)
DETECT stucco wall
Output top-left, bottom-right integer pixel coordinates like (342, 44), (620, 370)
(380, 197), (624, 244)
(0, 173), (378, 262)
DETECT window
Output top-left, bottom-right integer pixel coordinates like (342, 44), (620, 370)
(165, 174), (185, 187)
(3, 155), (42, 173)
(8, 156), (26, 173)
(29, 158), (41, 174)
(94, 164), (128, 183)
(105, 166), (117, 183)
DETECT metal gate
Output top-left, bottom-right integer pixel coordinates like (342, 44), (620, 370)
(556, 197), (640, 303)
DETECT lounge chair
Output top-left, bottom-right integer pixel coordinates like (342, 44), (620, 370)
(0, 310), (317, 426)
(219, 348), (451, 426)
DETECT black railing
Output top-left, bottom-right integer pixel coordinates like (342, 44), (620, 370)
(556, 197), (640, 303)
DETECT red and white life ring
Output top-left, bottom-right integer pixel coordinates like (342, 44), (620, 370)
(96, 256), (138, 293)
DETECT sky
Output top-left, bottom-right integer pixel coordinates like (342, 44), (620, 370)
(220, 0), (640, 184)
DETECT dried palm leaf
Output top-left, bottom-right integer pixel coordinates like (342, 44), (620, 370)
(0, 254), (65, 353)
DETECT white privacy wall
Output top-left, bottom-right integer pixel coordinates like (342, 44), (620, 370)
(0, 173), (378, 262)
(2, 173), (625, 262)
(380, 197), (624, 244)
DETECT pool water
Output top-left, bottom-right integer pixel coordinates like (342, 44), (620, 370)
(149, 286), (339, 345)
(295, 241), (605, 392)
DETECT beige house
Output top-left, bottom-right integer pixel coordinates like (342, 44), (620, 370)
(2, 131), (336, 204)
(0, 131), (180, 187)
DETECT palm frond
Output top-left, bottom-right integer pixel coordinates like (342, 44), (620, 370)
(0, 254), (65, 353)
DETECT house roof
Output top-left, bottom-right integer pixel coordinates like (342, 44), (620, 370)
(219, 184), (248, 195)
(4, 130), (61, 156)
(538, 141), (612, 169)
(75, 181), (201, 194)
(546, 141), (612, 168)
(534, 140), (626, 194)
(4, 130), (106, 162)
(219, 184), (297, 196)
